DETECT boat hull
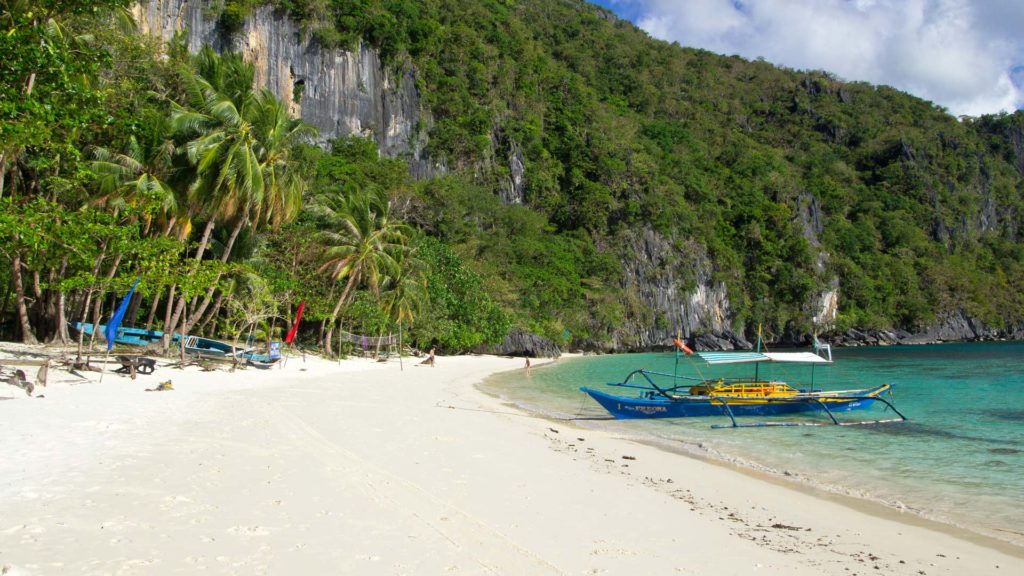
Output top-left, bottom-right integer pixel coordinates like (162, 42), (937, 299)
(579, 385), (889, 420)
(70, 322), (165, 347)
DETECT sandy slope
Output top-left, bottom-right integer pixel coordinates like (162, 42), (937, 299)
(1, 350), (1021, 575)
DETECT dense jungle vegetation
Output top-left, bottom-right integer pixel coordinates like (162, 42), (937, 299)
(2, 0), (1023, 354)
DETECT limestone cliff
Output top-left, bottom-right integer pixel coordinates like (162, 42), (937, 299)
(614, 228), (749, 352)
(134, 0), (438, 175)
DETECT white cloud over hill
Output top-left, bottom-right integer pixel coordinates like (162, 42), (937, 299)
(598, 0), (1023, 117)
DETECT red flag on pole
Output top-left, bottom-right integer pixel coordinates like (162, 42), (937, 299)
(285, 301), (305, 344)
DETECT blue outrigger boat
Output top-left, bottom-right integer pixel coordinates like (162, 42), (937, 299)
(70, 322), (279, 366)
(70, 322), (165, 347)
(581, 343), (907, 428)
(176, 335), (280, 366)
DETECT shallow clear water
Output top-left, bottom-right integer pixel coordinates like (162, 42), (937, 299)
(482, 342), (1024, 544)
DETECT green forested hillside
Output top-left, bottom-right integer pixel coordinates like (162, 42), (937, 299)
(263, 0), (1024, 340)
(2, 0), (1023, 353)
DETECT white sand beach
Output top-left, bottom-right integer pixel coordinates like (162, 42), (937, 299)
(1, 350), (1021, 575)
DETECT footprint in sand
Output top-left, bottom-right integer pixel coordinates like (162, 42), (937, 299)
(226, 525), (270, 536)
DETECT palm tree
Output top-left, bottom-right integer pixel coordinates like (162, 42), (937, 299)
(166, 50), (316, 345)
(248, 89), (316, 230)
(381, 246), (429, 368)
(162, 53), (261, 350)
(78, 122), (183, 349)
(318, 188), (410, 356)
(88, 119), (181, 236)
(170, 48), (263, 261)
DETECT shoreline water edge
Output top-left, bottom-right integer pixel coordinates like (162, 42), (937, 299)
(480, 349), (1024, 551)
(1, 344), (1021, 575)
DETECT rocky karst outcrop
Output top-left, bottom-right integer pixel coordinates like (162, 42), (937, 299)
(482, 328), (561, 358)
(134, 0), (439, 176)
(614, 227), (750, 352)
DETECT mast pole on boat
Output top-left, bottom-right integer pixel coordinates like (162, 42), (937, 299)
(674, 328), (681, 381)
(754, 324), (762, 382)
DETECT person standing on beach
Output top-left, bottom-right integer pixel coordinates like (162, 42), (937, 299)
(525, 357), (531, 373)
(428, 347), (436, 367)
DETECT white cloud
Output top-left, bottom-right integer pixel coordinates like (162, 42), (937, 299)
(606, 0), (1024, 117)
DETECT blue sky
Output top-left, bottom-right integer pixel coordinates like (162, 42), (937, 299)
(590, 0), (1023, 117)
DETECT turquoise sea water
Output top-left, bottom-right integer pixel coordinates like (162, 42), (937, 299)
(481, 342), (1024, 544)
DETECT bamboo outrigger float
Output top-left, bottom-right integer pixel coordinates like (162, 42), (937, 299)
(580, 337), (908, 428)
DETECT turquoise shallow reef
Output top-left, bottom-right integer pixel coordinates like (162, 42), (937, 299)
(482, 342), (1024, 544)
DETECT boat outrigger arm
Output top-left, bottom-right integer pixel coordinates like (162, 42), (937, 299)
(707, 389), (908, 429)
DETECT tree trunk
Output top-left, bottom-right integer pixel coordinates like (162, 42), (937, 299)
(1, 275), (13, 340)
(11, 252), (38, 344)
(145, 289), (162, 332)
(193, 219), (216, 261)
(162, 219), (215, 349)
(88, 253), (123, 346)
(125, 290), (143, 326)
(196, 290), (225, 336)
(0, 152), (6, 201)
(160, 284), (176, 353)
(48, 256), (69, 345)
(74, 286), (92, 358)
(322, 278), (357, 356)
(162, 215), (177, 238)
(180, 216), (247, 338)
(75, 288), (94, 361)
(54, 290), (69, 345)
(77, 243), (108, 320)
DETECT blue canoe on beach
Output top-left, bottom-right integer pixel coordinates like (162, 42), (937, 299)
(70, 323), (279, 365)
(70, 322), (165, 347)
(581, 349), (907, 428)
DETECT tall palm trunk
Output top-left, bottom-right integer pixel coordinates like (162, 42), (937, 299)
(323, 279), (357, 357)
(180, 216), (247, 340)
(196, 290), (225, 335)
(145, 289), (162, 332)
(163, 219), (215, 349)
(125, 291), (143, 326)
(160, 284), (176, 354)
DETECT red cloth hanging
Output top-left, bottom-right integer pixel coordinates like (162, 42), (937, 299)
(285, 301), (305, 344)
